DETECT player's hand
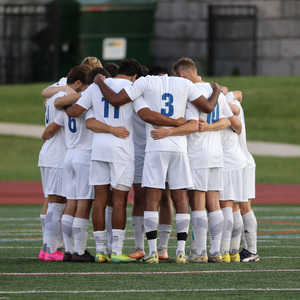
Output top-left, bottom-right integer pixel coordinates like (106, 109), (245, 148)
(151, 126), (169, 140)
(210, 82), (220, 91)
(175, 117), (186, 127)
(94, 74), (106, 85)
(111, 126), (130, 139)
(198, 118), (210, 132)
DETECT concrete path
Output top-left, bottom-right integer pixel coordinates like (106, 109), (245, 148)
(1, 122), (300, 157)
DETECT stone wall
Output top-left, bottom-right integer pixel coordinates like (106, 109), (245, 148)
(153, 0), (300, 75)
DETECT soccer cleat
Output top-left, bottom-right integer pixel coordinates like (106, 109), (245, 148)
(38, 250), (45, 261)
(230, 252), (240, 262)
(175, 253), (188, 264)
(72, 250), (95, 262)
(221, 253), (231, 262)
(127, 249), (145, 260)
(158, 248), (169, 260)
(95, 252), (110, 263)
(44, 250), (64, 261)
(140, 253), (159, 264)
(63, 251), (73, 262)
(188, 250), (208, 263)
(110, 253), (136, 263)
(208, 252), (222, 263)
(240, 249), (260, 262)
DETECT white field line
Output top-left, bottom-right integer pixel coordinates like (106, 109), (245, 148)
(1, 269), (300, 276)
(0, 288), (300, 294)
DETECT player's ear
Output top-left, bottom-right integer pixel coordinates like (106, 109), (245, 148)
(131, 74), (138, 82)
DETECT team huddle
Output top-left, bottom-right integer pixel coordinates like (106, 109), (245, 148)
(37, 56), (259, 264)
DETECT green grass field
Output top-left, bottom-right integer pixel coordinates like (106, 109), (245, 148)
(0, 204), (299, 299)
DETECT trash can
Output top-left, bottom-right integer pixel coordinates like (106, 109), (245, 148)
(77, 0), (156, 68)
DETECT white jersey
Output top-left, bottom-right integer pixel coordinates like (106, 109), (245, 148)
(221, 97), (247, 172)
(226, 92), (256, 168)
(76, 80), (147, 163)
(52, 77), (67, 87)
(186, 83), (233, 169)
(124, 74), (200, 153)
(54, 109), (93, 151)
(38, 91), (67, 168)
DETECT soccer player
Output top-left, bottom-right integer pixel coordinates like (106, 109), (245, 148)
(226, 91), (260, 262)
(128, 64), (174, 261)
(64, 59), (186, 263)
(38, 65), (91, 261)
(219, 91), (245, 262)
(168, 58), (239, 262)
(94, 63), (221, 263)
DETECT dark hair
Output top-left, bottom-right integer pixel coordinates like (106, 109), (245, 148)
(118, 58), (142, 77)
(149, 64), (168, 76)
(140, 65), (149, 77)
(104, 62), (119, 77)
(67, 65), (92, 85)
(87, 67), (111, 85)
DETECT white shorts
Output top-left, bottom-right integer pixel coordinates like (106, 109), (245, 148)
(89, 160), (134, 190)
(142, 151), (192, 190)
(244, 166), (256, 199)
(63, 149), (94, 200)
(189, 167), (223, 191)
(133, 152), (145, 184)
(219, 168), (248, 202)
(40, 167), (64, 197)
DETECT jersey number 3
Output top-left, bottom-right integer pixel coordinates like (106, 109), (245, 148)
(161, 93), (174, 117)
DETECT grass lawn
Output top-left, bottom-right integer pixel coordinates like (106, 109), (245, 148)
(0, 204), (299, 299)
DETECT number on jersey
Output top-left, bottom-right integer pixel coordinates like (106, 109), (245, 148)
(102, 97), (119, 118)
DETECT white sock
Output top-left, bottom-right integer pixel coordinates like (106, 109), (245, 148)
(93, 230), (106, 254)
(243, 210), (257, 254)
(230, 210), (243, 254)
(105, 206), (113, 255)
(40, 214), (47, 252)
(45, 202), (66, 254)
(158, 224), (172, 250)
(73, 217), (89, 255)
(144, 211), (159, 255)
(112, 229), (126, 256)
(132, 216), (145, 251)
(208, 210), (224, 256)
(191, 210), (208, 256)
(61, 214), (74, 254)
(176, 213), (190, 256)
(220, 207), (233, 255)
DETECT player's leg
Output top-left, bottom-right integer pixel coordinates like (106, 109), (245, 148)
(72, 199), (94, 262)
(206, 191), (223, 262)
(229, 203), (243, 262)
(105, 192), (113, 256)
(158, 183), (173, 260)
(39, 197), (49, 260)
(61, 199), (77, 261)
(239, 200), (259, 262)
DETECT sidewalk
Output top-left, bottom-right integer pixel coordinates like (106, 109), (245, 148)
(1, 122), (300, 157)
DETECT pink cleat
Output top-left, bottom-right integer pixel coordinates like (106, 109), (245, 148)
(38, 250), (45, 261)
(44, 250), (64, 261)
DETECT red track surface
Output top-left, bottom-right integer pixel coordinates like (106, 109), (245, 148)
(0, 182), (299, 205)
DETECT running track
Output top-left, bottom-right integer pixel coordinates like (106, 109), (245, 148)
(0, 181), (299, 204)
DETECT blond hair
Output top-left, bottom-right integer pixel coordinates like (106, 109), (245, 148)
(172, 57), (196, 75)
(81, 56), (103, 69)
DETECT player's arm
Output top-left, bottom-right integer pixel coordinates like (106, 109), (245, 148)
(228, 115), (242, 135)
(65, 104), (86, 118)
(232, 91), (243, 103)
(94, 74), (131, 106)
(137, 108), (186, 127)
(85, 118), (130, 139)
(41, 85), (76, 99)
(198, 117), (231, 132)
(191, 82), (221, 113)
(150, 120), (198, 140)
(42, 122), (62, 141)
(54, 93), (81, 110)
(220, 85), (229, 95)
